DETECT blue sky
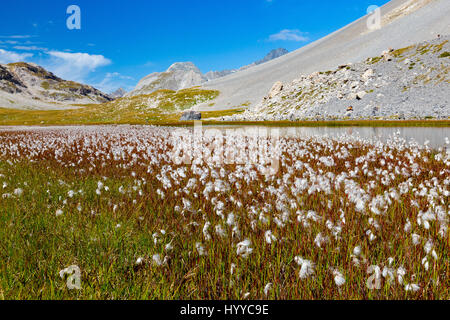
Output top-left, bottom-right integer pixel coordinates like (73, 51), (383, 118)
(0, 0), (390, 93)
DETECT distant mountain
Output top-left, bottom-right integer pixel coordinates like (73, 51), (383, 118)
(127, 62), (207, 97)
(205, 48), (289, 81)
(129, 49), (289, 96)
(110, 88), (127, 99)
(204, 69), (235, 81)
(255, 48), (289, 65)
(0, 62), (111, 110)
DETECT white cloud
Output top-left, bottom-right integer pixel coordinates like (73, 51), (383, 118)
(0, 40), (19, 45)
(268, 29), (309, 42)
(13, 46), (48, 51)
(0, 49), (33, 64)
(46, 51), (112, 83)
(0, 35), (34, 39)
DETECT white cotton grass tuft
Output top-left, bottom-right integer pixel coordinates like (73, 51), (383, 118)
(230, 263), (236, 276)
(353, 246), (361, 256)
(424, 239), (433, 254)
(422, 257), (429, 271)
(404, 219), (412, 233)
(314, 233), (328, 248)
(152, 254), (168, 266)
(135, 257), (144, 265)
(203, 221), (211, 241)
(431, 250), (438, 260)
(165, 242), (173, 251)
(264, 230), (277, 244)
(397, 267), (406, 284)
(405, 283), (420, 292)
(196, 242), (206, 256)
(236, 239), (253, 258)
(215, 224), (226, 238)
(56, 209), (63, 217)
(294, 257), (315, 279)
(333, 270), (346, 287)
(226, 212), (235, 226)
(411, 233), (421, 245)
(264, 283), (273, 296)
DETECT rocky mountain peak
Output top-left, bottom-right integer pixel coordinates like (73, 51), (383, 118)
(110, 88), (127, 99)
(167, 62), (201, 73)
(128, 62), (207, 97)
(7, 62), (61, 81)
(255, 48), (289, 65)
(0, 62), (112, 110)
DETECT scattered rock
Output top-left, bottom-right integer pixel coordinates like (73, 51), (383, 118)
(362, 69), (374, 81)
(350, 81), (359, 89)
(356, 91), (367, 100)
(226, 36), (450, 122)
(268, 81), (284, 99)
(382, 48), (394, 61)
(348, 92), (358, 100)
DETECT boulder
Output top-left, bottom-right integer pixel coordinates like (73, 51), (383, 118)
(348, 92), (358, 100)
(356, 91), (367, 100)
(268, 81), (284, 99)
(180, 111), (201, 121)
(382, 48), (394, 61)
(362, 69), (374, 81)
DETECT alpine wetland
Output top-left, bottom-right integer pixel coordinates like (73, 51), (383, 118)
(0, 0), (448, 303)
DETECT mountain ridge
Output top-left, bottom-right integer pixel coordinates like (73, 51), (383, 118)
(127, 48), (289, 97)
(0, 62), (111, 110)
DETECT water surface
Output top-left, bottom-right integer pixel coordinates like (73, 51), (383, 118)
(205, 125), (450, 149)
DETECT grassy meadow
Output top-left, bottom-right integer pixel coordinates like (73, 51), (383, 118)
(0, 126), (448, 299)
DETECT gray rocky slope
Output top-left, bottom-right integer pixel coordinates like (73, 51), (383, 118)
(0, 62), (111, 110)
(198, 0), (450, 111)
(223, 37), (449, 121)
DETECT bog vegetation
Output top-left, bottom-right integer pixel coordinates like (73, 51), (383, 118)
(0, 126), (448, 299)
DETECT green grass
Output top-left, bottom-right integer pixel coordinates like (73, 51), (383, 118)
(0, 161), (179, 299)
(40, 81), (50, 90)
(0, 105), (448, 127)
(0, 88), (221, 125)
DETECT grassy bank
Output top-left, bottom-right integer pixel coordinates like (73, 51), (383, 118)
(0, 106), (449, 127)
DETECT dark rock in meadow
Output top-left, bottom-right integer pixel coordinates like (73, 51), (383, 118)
(180, 111), (201, 121)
